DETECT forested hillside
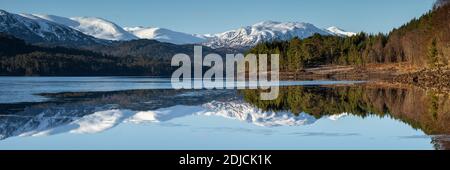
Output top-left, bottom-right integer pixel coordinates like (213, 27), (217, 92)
(0, 33), (173, 76)
(1, 3), (448, 76)
(87, 39), (222, 59)
(248, 3), (450, 71)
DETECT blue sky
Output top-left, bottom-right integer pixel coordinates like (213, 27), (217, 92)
(0, 0), (435, 34)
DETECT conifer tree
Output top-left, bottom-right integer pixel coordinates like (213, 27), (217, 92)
(428, 38), (439, 69)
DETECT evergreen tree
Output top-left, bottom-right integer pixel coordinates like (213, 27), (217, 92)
(428, 38), (439, 69)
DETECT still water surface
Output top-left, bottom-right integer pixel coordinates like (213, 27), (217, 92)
(0, 77), (448, 150)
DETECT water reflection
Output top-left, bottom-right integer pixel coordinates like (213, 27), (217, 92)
(241, 83), (450, 149)
(0, 89), (318, 139)
(0, 89), (235, 140)
(0, 82), (449, 149)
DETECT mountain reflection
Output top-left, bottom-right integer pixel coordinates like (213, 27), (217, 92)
(0, 89), (236, 140)
(0, 83), (449, 149)
(0, 88), (316, 139)
(241, 83), (450, 150)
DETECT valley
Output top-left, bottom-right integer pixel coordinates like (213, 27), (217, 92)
(1, 3), (449, 92)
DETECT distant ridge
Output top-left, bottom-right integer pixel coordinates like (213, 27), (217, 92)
(0, 9), (355, 49)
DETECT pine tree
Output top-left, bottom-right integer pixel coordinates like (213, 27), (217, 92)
(287, 38), (302, 71)
(428, 38), (439, 69)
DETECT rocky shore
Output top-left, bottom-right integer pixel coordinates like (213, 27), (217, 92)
(394, 69), (450, 91)
(280, 64), (450, 93)
(280, 64), (408, 81)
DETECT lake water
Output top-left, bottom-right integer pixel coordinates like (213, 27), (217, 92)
(0, 77), (448, 150)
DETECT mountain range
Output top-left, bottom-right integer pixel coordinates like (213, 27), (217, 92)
(0, 10), (105, 46)
(0, 9), (356, 49)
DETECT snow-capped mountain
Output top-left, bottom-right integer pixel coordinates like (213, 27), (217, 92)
(0, 9), (103, 45)
(35, 14), (138, 41)
(124, 26), (206, 45)
(202, 21), (333, 49)
(1, 9), (356, 48)
(326, 26), (357, 37)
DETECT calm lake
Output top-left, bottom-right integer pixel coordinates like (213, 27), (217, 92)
(0, 77), (448, 150)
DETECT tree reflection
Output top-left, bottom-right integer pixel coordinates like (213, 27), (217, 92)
(241, 83), (450, 149)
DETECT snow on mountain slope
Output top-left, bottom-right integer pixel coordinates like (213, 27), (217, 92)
(0, 9), (102, 45)
(1, 9), (357, 48)
(326, 26), (357, 37)
(69, 17), (138, 41)
(35, 14), (138, 41)
(202, 21), (332, 49)
(32, 14), (79, 27)
(124, 26), (206, 45)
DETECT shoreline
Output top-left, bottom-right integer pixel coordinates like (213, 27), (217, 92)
(1, 63), (449, 92)
(280, 64), (450, 93)
(279, 63), (419, 81)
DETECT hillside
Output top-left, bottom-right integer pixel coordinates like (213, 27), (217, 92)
(0, 10), (105, 47)
(0, 33), (173, 76)
(87, 39), (222, 60)
(248, 3), (449, 71)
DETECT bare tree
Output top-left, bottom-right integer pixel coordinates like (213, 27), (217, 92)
(434, 0), (450, 9)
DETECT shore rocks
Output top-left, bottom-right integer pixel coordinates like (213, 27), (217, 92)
(395, 69), (450, 91)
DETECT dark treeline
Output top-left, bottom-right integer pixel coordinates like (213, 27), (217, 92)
(248, 4), (450, 71)
(0, 33), (174, 76)
(0, 32), (232, 76)
(248, 33), (387, 70)
(86, 39), (222, 60)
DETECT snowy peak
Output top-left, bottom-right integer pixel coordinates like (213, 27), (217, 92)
(123, 26), (145, 32)
(0, 9), (103, 45)
(252, 20), (316, 31)
(34, 14), (137, 41)
(203, 20), (332, 49)
(124, 26), (206, 45)
(68, 17), (138, 40)
(326, 26), (357, 37)
(33, 14), (79, 27)
(0, 9), (357, 48)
